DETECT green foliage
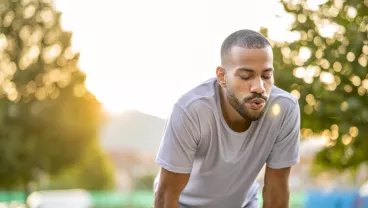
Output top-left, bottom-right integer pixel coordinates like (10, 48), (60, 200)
(134, 173), (156, 191)
(47, 142), (116, 191)
(0, 0), (106, 188)
(266, 0), (368, 171)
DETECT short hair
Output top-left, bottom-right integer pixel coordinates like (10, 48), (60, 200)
(220, 29), (271, 65)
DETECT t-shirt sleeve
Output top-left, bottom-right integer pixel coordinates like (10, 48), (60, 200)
(155, 104), (200, 174)
(266, 102), (301, 169)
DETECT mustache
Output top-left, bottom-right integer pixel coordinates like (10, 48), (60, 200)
(244, 93), (268, 102)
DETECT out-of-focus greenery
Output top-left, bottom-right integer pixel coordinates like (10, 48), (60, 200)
(0, 0), (114, 191)
(264, 0), (368, 171)
(47, 141), (116, 191)
(134, 173), (156, 191)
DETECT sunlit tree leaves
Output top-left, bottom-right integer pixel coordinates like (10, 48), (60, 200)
(264, 0), (368, 171)
(0, 0), (113, 191)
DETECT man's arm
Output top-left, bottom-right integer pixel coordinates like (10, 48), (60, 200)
(264, 101), (301, 208)
(153, 104), (200, 207)
(262, 166), (291, 208)
(154, 168), (190, 208)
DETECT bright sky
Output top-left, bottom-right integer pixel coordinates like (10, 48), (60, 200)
(54, 0), (297, 119)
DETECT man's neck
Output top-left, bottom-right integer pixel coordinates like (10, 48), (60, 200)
(218, 85), (251, 133)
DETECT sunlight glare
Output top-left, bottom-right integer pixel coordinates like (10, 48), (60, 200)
(320, 71), (334, 84)
(294, 67), (305, 78)
(55, 0), (299, 117)
(291, 90), (300, 99)
(306, 0), (328, 11)
(318, 23), (339, 38)
(272, 104), (281, 116)
(299, 46), (311, 62)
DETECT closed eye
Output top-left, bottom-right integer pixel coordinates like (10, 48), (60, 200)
(262, 76), (272, 79)
(262, 72), (273, 79)
(240, 76), (251, 80)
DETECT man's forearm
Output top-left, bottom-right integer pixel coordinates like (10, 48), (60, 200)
(262, 186), (289, 208)
(154, 192), (180, 208)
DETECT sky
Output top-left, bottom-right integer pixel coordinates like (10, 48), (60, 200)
(54, 0), (298, 119)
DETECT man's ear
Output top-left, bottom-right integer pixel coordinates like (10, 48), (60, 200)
(216, 66), (226, 88)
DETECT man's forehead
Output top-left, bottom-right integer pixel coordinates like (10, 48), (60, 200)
(229, 46), (273, 60)
(236, 67), (274, 73)
(224, 46), (273, 68)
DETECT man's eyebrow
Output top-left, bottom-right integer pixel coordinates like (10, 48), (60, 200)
(263, 68), (274, 72)
(236, 67), (274, 72)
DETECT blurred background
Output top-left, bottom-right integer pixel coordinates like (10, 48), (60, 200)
(0, 0), (367, 207)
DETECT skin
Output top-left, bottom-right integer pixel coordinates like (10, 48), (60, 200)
(217, 46), (274, 132)
(217, 46), (290, 208)
(154, 45), (291, 208)
(154, 168), (189, 208)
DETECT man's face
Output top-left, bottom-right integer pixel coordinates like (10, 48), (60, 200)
(218, 46), (274, 121)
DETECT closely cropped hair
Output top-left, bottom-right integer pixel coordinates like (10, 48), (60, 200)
(221, 29), (270, 65)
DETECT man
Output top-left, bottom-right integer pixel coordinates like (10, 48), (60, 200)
(153, 29), (300, 208)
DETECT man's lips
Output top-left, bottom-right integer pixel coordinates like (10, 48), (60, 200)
(247, 98), (266, 110)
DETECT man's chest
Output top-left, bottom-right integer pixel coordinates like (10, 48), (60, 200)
(193, 134), (272, 177)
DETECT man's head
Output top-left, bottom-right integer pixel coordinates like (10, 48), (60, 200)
(216, 29), (274, 121)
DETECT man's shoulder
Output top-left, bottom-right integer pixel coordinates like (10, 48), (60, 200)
(175, 78), (218, 112)
(264, 86), (300, 121)
(269, 85), (299, 108)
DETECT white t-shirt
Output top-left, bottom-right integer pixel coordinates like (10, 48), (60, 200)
(155, 78), (300, 208)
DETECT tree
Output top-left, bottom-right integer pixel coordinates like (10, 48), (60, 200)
(47, 141), (116, 191)
(264, 0), (368, 171)
(0, 0), (107, 194)
(134, 172), (156, 191)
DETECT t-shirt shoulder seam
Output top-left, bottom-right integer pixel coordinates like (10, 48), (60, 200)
(273, 94), (298, 105)
(175, 78), (217, 110)
(272, 87), (298, 105)
(176, 95), (215, 111)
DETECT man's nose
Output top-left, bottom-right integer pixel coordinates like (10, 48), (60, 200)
(250, 77), (265, 94)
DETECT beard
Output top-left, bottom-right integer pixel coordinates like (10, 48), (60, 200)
(226, 88), (268, 121)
